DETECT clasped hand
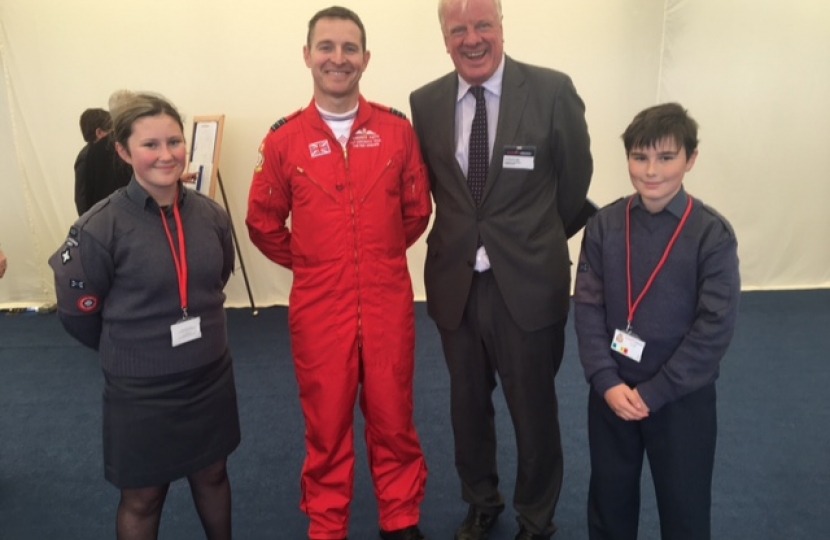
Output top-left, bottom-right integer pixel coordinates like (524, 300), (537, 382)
(604, 384), (650, 421)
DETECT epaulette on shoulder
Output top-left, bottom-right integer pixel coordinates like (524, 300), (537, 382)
(67, 197), (114, 242)
(602, 196), (626, 210)
(76, 197), (113, 227)
(270, 109), (302, 132)
(369, 101), (407, 120)
(602, 197), (625, 208)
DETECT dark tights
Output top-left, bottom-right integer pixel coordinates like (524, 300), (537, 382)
(116, 459), (232, 540)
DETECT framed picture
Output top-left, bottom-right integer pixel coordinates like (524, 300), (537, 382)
(186, 115), (225, 199)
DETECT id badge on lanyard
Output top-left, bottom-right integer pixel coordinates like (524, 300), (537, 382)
(172, 316), (202, 347)
(610, 195), (693, 362)
(160, 195), (202, 347)
(611, 328), (645, 362)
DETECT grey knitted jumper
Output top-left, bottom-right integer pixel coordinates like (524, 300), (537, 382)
(50, 180), (234, 377)
(573, 189), (740, 412)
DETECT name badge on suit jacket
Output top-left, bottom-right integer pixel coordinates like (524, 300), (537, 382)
(503, 146), (535, 170)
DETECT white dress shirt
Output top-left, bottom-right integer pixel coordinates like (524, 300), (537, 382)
(454, 55), (505, 271)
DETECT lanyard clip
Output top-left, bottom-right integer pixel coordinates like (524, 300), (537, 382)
(625, 320), (633, 333)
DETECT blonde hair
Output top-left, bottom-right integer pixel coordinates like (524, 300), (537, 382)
(108, 89), (133, 113)
(110, 91), (184, 154)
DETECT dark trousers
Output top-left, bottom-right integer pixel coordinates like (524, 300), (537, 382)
(438, 270), (566, 536)
(587, 383), (717, 540)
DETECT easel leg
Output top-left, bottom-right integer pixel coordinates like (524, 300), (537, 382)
(217, 170), (258, 315)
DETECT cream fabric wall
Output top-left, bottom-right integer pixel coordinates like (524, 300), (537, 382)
(1, 0), (828, 309)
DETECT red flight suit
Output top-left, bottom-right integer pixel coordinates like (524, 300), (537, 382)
(246, 96), (431, 539)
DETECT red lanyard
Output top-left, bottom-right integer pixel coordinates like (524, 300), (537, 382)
(160, 194), (189, 317)
(625, 194), (693, 332)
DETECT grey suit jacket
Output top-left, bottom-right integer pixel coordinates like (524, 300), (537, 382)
(410, 56), (593, 332)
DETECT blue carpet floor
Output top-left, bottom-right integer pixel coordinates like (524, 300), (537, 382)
(1, 290), (828, 539)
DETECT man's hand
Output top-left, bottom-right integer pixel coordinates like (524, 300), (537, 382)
(604, 384), (650, 421)
(0, 249), (7, 278)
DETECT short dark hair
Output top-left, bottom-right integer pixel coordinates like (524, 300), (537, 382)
(79, 108), (112, 143)
(110, 92), (184, 155)
(622, 102), (699, 158)
(307, 6), (366, 51)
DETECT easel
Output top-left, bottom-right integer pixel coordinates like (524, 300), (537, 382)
(187, 115), (258, 315)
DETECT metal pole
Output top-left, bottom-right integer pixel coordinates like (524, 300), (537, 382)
(217, 170), (258, 315)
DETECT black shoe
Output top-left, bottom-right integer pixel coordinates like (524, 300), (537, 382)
(379, 525), (425, 540)
(514, 526), (552, 540)
(455, 506), (501, 540)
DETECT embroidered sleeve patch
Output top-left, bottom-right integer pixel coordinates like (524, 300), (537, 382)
(77, 295), (99, 313)
(254, 142), (265, 173)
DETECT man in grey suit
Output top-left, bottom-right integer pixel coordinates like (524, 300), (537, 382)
(410, 1), (592, 539)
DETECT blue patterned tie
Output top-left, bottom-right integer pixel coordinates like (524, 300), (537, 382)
(468, 86), (488, 206)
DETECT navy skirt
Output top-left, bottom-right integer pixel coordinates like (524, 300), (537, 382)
(102, 350), (240, 489)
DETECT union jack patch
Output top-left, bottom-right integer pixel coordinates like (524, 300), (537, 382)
(309, 140), (331, 158)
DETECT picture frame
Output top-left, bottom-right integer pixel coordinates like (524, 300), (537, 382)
(186, 115), (225, 199)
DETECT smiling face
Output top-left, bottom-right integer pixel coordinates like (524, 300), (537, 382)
(116, 114), (186, 206)
(303, 17), (370, 112)
(628, 137), (698, 213)
(441, 0), (504, 86)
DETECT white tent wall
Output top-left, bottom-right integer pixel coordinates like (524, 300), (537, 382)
(0, 0), (827, 309)
(658, 0), (830, 290)
(1, 19), (58, 307)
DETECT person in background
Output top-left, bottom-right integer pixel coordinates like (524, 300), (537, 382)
(574, 103), (740, 540)
(74, 107), (132, 215)
(50, 91), (240, 540)
(246, 6), (431, 540)
(409, 0), (593, 539)
(74, 107), (108, 213)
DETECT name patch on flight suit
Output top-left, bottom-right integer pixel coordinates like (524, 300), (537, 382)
(351, 128), (381, 149)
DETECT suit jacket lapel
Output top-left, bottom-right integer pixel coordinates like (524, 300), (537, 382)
(482, 56), (527, 204)
(434, 74), (459, 154)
